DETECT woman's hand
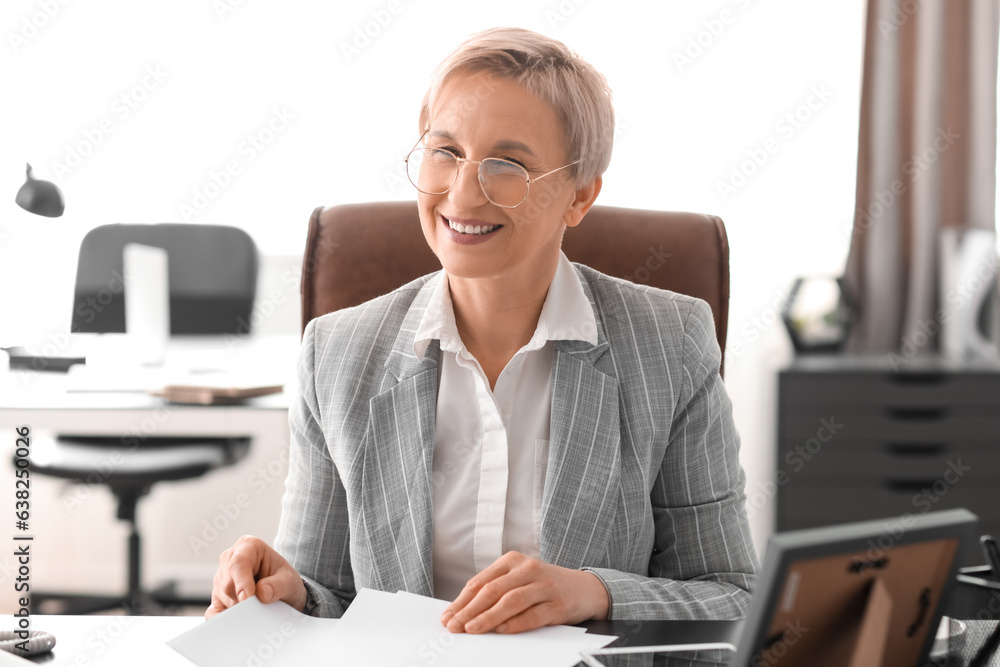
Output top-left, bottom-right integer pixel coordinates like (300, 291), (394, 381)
(440, 551), (609, 634)
(206, 535), (308, 618)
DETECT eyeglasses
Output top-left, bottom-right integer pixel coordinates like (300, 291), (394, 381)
(404, 141), (579, 209)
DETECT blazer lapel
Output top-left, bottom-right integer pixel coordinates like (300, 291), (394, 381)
(357, 269), (623, 587)
(358, 277), (441, 596)
(540, 271), (623, 569)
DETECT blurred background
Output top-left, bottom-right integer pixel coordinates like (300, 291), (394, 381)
(1, 0), (878, 614)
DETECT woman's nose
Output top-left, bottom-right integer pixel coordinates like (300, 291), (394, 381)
(448, 160), (489, 209)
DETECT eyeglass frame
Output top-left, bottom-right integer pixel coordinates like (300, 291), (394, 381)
(403, 133), (581, 209)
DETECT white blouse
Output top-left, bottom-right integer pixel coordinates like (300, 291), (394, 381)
(412, 251), (598, 601)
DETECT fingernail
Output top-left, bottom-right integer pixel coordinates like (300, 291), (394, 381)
(466, 620), (481, 633)
(497, 623), (508, 634)
(237, 590), (247, 602)
(447, 618), (464, 633)
(440, 610), (454, 624)
(260, 584), (272, 601)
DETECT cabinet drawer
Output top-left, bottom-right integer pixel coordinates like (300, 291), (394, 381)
(777, 487), (1000, 524)
(779, 436), (1000, 458)
(780, 372), (1000, 408)
(780, 410), (1000, 442)
(776, 445), (1000, 480)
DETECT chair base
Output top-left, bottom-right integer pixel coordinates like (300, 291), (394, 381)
(25, 436), (249, 616)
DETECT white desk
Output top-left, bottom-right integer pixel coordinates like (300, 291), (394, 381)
(15, 614), (203, 666)
(0, 335), (299, 615)
(0, 335), (296, 434)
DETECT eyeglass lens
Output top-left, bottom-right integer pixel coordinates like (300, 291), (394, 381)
(406, 148), (528, 207)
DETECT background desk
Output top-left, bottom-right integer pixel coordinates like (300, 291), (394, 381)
(0, 336), (298, 615)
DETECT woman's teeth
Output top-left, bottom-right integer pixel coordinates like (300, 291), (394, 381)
(448, 218), (499, 235)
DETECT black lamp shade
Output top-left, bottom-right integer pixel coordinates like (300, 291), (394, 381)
(15, 164), (65, 217)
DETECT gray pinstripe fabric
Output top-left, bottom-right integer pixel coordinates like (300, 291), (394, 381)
(274, 263), (757, 621)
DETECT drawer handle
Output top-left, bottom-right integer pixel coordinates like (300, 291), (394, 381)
(884, 479), (938, 493)
(885, 407), (948, 420)
(884, 443), (947, 457)
(887, 373), (946, 385)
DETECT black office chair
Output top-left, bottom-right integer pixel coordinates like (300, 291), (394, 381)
(27, 223), (258, 615)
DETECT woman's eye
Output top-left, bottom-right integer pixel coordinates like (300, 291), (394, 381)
(432, 146), (461, 157)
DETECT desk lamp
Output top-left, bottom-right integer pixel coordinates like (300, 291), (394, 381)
(4, 163), (73, 369)
(15, 164), (64, 217)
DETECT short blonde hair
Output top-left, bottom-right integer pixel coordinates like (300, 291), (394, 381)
(418, 27), (614, 187)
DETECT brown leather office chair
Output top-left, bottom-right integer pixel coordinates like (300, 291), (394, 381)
(299, 202), (730, 375)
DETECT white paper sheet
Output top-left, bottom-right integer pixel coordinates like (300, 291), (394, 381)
(166, 596), (339, 665)
(167, 589), (617, 667)
(386, 591), (616, 667)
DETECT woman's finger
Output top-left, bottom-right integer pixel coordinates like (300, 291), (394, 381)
(445, 555), (541, 632)
(256, 566), (307, 610)
(228, 539), (266, 601)
(491, 600), (557, 635)
(442, 553), (521, 627)
(461, 581), (550, 634)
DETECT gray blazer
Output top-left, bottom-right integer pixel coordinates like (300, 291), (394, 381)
(274, 263), (757, 620)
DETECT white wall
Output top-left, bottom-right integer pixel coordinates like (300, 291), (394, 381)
(0, 0), (868, 605)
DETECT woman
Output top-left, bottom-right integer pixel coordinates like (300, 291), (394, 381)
(208, 27), (757, 634)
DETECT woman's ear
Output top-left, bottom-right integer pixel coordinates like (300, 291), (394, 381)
(564, 176), (602, 228)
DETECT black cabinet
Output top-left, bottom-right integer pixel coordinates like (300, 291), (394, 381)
(777, 356), (1000, 561)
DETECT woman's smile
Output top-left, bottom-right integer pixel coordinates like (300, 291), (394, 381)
(440, 214), (504, 245)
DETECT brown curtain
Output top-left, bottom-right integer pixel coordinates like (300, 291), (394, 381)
(844, 0), (999, 353)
